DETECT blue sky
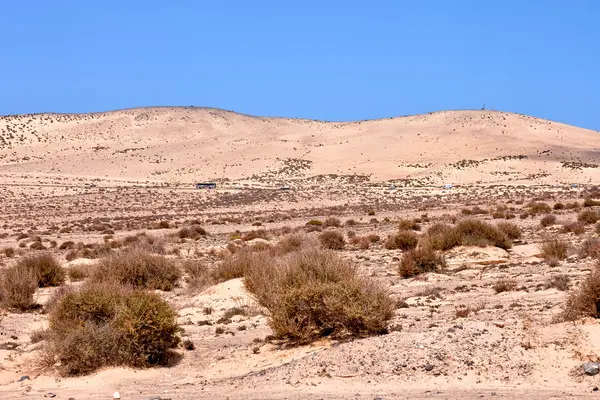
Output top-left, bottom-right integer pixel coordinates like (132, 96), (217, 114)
(1, 0), (598, 129)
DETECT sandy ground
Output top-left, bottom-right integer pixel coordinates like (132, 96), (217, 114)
(1, 109), (600, 398)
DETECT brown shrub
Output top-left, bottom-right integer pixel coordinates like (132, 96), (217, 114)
(59, 241), (76, 250)
(454, 219), (512, 249)
(0, 264), (38, 311)
(319, 231), (345, 250)
(553, 203), (565, 210)
(212, 249), (261, 283)
(2, 247), (15, 257)
(562, 221), (585, 235)
(30, 241), (46, 250)
(384, 230), (418, 250)
(324, 217), (341, 227)
(345, 219), (357, 226)
(545, 274), (570, 291)
(68, 265), (93, 282)
(540, 238), (569, 261)
(493, 278), (517, 294)
(527, 202), (552, 215)
(565, 202), (581, 210)
(367, 234), (380, 243)
(18, 253), (65, 287)
(399, 246), (446, 278)
(579, 238), (600, 259)
(47, 283), (180, 376)
(242, 229), (269, 241)
(91, 248), (181, 291)
(562, 268), (600, 321)
(398, 219), (421, 231)
(243, 248), (394, 343)
(274, 234), (309, 254)
(177, 225), (207, 239)
(496, 222), (522, 240)
(306, 219), (323, 226)
(584, 198), (600, 207)
(182, 260), (211, 294)
(540, 214), (557, 228)
(578, 209), (599, 225)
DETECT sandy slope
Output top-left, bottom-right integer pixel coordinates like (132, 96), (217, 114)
(0, 107), (599, 186)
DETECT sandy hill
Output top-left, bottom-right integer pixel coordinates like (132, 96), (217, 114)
(0, 107), (598, 186)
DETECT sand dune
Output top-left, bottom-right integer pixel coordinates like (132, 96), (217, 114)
(0, 107), (598, 186)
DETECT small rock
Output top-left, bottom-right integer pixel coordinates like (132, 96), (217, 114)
(492, 321), (505, 328)
(17, 375), (30, 382)
(593, 387), (598, 392)
(44, 394), (56, 398)
(583, 362), (600, 376)
(113, 392), (121, 399)
(424, 364), (434, 372)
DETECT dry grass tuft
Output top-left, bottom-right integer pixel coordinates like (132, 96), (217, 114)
(324, 217), (341, 227)
(0, 264), (38, 311)
(177, 225), (207, 240)
(91, 248), (181, 291)
(182, 260), (211, 294)
(243, 248), (393, 344)
(47, 282), (180, 376)
(545, 274), (570, 291)
(496, 221), (522, 240)
(580, 238), (600, 259)
(561, 268), (600, 321)
(540, 214), (557, 228)
(562, 221), (585, 235)
(398, 219), (421, 231)
(212, 249), (262, 283)
(19, 253), (65, 287)
(68, 265), (94, 282)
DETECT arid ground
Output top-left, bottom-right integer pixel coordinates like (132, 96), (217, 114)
(1, 108), (600, 399)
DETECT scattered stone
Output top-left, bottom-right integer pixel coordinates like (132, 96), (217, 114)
(424, 364), (434, 372)
(492, 321), (505, 328)
(44, 394), (56, 398)
(593, 387), (598, 392)
(17, 375), (30, 382)
(583, 362), (600, 376)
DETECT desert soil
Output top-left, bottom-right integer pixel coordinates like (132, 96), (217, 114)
(1, 108), (600, 399)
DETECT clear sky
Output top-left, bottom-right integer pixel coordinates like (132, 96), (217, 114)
(1, 0), (598, 129)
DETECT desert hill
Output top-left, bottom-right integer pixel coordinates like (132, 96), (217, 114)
(0, 107), (598, 186)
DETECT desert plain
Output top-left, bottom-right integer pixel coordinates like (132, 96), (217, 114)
(1, 107), (600, 399)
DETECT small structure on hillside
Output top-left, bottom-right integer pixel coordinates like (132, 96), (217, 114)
(196, 182), (216, 190)
(571, 183), (578, 189)
(443, 183), (453, 190)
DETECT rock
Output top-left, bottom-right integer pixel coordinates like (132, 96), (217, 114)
(17, 375), (30, 382)
(44, 394), (56, 398)
(593, 387), (598, 392)
(583, 362), (600, 376)
(424, 364), (434, 371)
(492, 321), (505, 328)
(113, 392), (121, 399)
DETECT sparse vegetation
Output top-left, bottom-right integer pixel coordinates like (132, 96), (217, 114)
(493, 278), (517, 294)
(562, 268), (600, 321)
(540, 214), (557, 228)
(319, 230), (345, 250)
(399, 246), (446, 278)
(384, 230), (418, 250)
(578, 209), (599, 225)
(540, 238), (569, 261)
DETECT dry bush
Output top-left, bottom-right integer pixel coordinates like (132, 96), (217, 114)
(553, 203), (565, 210)
(540, 214), (557, 228)
(345, 219), (357, 226)
(367, 234), (380, 243)
(545, 274), (570, 291)
(242, 229), (269, 241)
(59, 241), (76, 250)
(274, 234), (309, 254)
(305, 219), (323, 226)
(18, 253), (65, 287)
(562, 268), (600, 321)
(562, 221), (585, 235)
(527, 202), (552, 215)
(578, 209), (599, 225)
(384, 230), (418, 250)
(596, 223), (600, 235)
(177, 225), (207, 240)
(0, 264), (38, 311)
(584, 198), (600, 207)
(47, 283), (180, 376)
(493, 278), (517, 294)
(398, 219), (421, 231)
(91, 248), (181, 291)
(243, 248), (394, 343)
(2, 247), (15, 258)
(324, 217), (341, 227)
(540, 238), (569, 261)
(319, 231), (345, 250)
(30, 241), (46, 250)
(454, 219), (512, 249)
(565, 202), (581, 210)
(399, 246), (446, 278)
(580, 238), (600, 259)
(212, 249), (261, 283)
(182, 260), (211, 294)
(68, 265), (93, 282)
(496, 222), (522, 240)
(65, 242), (113, 261)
